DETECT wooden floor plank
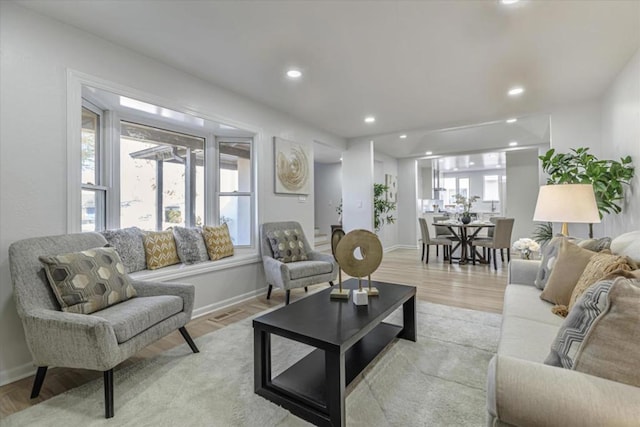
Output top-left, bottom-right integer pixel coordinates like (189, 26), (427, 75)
(0, 247), (508, 418)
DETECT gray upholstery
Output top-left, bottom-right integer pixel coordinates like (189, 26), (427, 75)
(8, 232), (195, 372)
(487, 259), (640, 426)
(260, 222), (337, 297)
(418, 217), (453, 263)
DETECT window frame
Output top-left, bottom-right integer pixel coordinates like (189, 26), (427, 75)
(80, 100), (107, 231)
(483, 174), (501, 202)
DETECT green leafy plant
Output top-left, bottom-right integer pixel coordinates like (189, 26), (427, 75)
(454, 194), (480, 214)
(539, 147), (634, 236)
(374, 183), (397, 231)
(532, 222), (553, 246)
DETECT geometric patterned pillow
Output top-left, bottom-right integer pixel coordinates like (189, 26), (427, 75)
(202, 223), (234, 261)
(172, 226), (209, 264)
(534, 236), (566, 290)
(101, 226), (147, 273)
(266, 228), (308, 263)
(39, 247), (137, 314)
(142, 230), (180, 270)
(545, 275), (640, 388)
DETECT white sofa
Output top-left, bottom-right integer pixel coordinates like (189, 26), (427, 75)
(486, 259), (640, 426)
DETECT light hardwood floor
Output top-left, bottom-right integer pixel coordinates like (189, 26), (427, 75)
(0, 247), (509, 418)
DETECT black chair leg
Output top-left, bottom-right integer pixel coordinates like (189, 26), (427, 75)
(104, 369), (114, 419)
(448, 246), (452, 264)
(493, 249), (498, 270)
(179, 327), (200, 353)
(304, 286), (308, 293)
(30, 366), (48, 399)
(285, 290), (291, 305)
(501, 249), (505, 262)
(425, 245), (430, 264)
(472, 245), (476, 265)
(507, 248), (511, 262)
(329, 281), (334, 287)
(421, 243), (425, 261)
(266, 284), (273, 300)
(436, 245), (439, 257)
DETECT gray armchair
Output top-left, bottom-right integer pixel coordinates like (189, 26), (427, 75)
(8, 232), (199, 418)
(260, 221), (337, 304)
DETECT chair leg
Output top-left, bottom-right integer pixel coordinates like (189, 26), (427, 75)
(104, 369), (114, 419)
(304, 286), (308, 293)
(507, 248), (511, 262)
(472, 245), (476, 265)
(285, 290), (291, 305)
(266, 284), (273, 300)
(436, 245), (439, 257)
(501, 248), (505, 262)
(421, 243), (425, 261)
(493, 249), (498, 270)
(179, 327), (200, 353)
(448, 246), (452, 264)
(30, 366), (48, 399)
(425, 245), (430, 264)
(329, 281), (334, 287)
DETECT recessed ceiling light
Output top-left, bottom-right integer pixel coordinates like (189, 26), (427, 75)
(425, 151), (433, 155)
(364, 116), (376, 123)
(438, 158), (444, 162)
(496, 164), (502, 168)
(509, 141), (518, 146)
(340, 157), (343, 161)
(500, 0), (520, 5)
(469, 162), (475, 166)
(400, 134), (407, 139)
(506, 118), (517, 123)
(508, 86), (525, 96)
(286, 69), (302, 78)
(453, 168), (459, 171)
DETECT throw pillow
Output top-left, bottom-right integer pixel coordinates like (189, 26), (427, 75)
(202, 223), (234, 261)
(539, 239), (594, 307)
(143, 230), (180, 270)
(576, 237), (612, 252)
(101, 227), (147, 273)
(568, 252), (636, 311)
(267, 228), (308, 263)
(534, 236), (565, 290)
(610, 230), (640, 263)
(545, 275), (640, 388)
(39, 247), (137, 314)
(172, 227), (209, 264)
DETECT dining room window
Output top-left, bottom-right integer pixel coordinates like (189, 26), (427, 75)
(483, 175), (500, 201)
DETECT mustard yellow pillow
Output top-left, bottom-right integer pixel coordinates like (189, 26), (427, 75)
(143, 230), (180, 270)
(202, 223), (234, 260)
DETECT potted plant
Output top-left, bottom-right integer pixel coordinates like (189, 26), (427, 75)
(454, 194), (480, 224)
(539, 147), (634, 237)
(374, 183), (396, 231)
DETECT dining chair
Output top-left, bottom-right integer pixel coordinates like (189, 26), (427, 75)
(470, 218), (515, 270)
(418, 218), (453, 264)
(433, 216), (459, 257)
(474, 216), (504, 257)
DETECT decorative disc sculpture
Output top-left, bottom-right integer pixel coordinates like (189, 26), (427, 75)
(330, 228), (349, 299)
(333, 229), (383, 303)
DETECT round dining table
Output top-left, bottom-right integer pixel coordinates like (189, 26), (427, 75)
(433, 221), (495, 264)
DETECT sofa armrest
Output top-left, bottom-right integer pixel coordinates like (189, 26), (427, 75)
(130, 279), (195, 318)
(22, 308), (120, 371)
(507, 259), (540, 287)
(262, 256), (288, 289)
(491, 355), (640, 427)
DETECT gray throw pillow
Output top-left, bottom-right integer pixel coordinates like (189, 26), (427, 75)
(172, 227), (209, 264)
(534, 236), (565, 290)
(267, 228), (308, 263)
(101, 227), (147, 273)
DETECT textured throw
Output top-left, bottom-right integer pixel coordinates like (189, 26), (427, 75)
(3, 301), (500, 426)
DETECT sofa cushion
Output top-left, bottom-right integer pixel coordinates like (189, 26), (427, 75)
(39, 247), (137, 314)
(143, 230), (180, 270)
(610, 230), (640, 263)
(101, 227), (147, 273)
(287, 260), (333, 280)
(267, 228), (308, 263)
(540, 239), (594, 306)
(91, 295), (183, 343)
(568, 251), (636, 311)
(502, 284), (565, 327)
(497, 316), (561, 363)
(202, 223), (234, 261)
(173, 227), (209, 264)
(545, 275), (640, 388)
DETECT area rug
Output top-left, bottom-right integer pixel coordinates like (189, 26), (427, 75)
(2, 301), (501, 426)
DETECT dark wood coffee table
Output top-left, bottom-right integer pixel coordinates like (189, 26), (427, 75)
(253, 279), (416, 427)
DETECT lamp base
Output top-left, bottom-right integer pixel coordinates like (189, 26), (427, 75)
(561, 222), (569, 236)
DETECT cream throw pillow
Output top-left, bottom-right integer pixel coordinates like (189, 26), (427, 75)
(143, 230), (180, 270)
(540, 239), (594, 307)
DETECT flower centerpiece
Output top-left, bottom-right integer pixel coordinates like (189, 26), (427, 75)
(454, 194), (480, 224)
(512, 238), (540, 260)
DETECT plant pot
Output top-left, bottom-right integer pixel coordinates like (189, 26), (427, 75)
(461, 214), (471, 224)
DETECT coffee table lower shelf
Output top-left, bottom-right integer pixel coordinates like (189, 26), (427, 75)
(257, 322), (402, 425)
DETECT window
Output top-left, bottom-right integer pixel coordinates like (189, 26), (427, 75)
(79, 90), (255, 248)
(441, 177), (457, 205)
(218, 141), (253, 246)
(81, 104), (106, 231)
(483, 175), (500, 201)
(458, 177), (470, 199)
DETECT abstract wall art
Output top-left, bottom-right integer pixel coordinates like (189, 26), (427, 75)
(274, 137), (311, 195)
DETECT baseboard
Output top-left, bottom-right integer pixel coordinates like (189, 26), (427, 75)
(385, 244), (416, 252)
(0, 361), (36, 387)
(0, 287), (269, 387)
(191, 287), (267, 319)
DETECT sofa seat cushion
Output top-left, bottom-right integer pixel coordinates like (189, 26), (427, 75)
(91, 295), (183, 343)
(498, 316), (561, 363)
(503, 284), (565, 327)
(287, 260), (333, 280)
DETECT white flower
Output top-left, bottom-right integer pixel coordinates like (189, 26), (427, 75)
(512, 238), (540, 252)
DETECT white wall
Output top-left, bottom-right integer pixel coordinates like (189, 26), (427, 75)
(0, 2), (345, 384)
(600, 48), (640, 237)
(342, 141), (374, 232)
(313, 162), (342, 237)
(549, 100), (603, 157)
(374, 152), (399, 249)
(397, 158), (419, 247)
(506, 150), (541, 243)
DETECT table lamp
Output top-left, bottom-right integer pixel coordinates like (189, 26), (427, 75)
(533, 184), (600, 236)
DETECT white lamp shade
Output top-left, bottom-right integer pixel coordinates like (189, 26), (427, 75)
(533, 184), (601, 224)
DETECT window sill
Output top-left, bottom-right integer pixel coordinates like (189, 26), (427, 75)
(129, 248), (261, 282)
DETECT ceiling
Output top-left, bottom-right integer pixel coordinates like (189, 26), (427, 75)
(418, 152), (507, 173)
(19, 1), (639, 144)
